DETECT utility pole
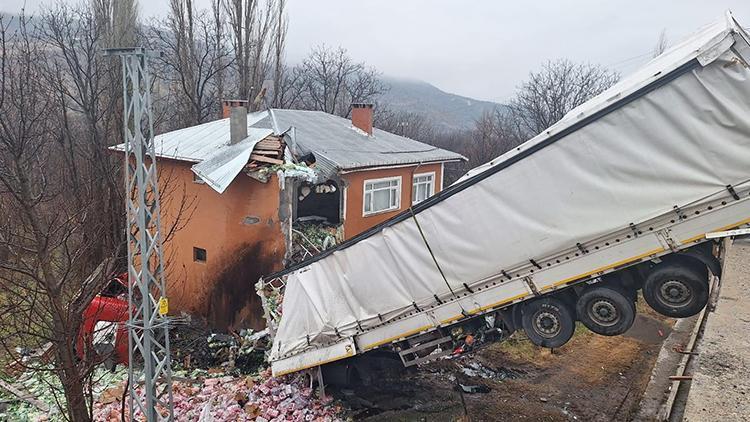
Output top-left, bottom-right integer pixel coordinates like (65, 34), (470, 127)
(105, 47), (174, 421)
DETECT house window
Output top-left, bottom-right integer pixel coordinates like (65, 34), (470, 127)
(193, 172), (205, 184)
(412, 172), (435, 205)
(193, 247), (207, 263)
(363, 176), (401, 216)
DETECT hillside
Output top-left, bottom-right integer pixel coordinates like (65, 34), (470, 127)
(379, 76), (505, 131)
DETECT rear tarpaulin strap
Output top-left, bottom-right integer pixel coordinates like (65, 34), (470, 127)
(726, 184), (740, 200)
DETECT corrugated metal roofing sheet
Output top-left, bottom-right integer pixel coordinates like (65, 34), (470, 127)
(110, 112), (269, 162)
(112, 108), (465, 171)
(191, 128), (273, 193)
(259, 109), (464, 170)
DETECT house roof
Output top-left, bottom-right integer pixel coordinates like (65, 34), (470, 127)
(113, 112), (272, 163)
(113, 108), (464, 170)
(253, 109), (465, 171)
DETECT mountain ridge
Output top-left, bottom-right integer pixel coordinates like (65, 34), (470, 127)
(379, 75), (505, 131)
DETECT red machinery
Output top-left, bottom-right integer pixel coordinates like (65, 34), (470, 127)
(76, 273), (130, 369)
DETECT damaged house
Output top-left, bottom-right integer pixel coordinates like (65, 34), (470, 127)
(114, 101), (464, 329)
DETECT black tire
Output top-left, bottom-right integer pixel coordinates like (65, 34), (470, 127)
(643, 263), (709, 318)
(576, 285), (636, 336)
(521, 297), (575, 348)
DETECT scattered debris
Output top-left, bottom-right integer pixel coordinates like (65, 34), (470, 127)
(247, 162), (318, 184)
(170, 320), (269, 375)
(5, 343), (54, 377)
(459, 362), (498, 379)
(0, 378), (49, 412)
(457, 384), (490, 394)
(0, 365), (126, 421)
(93, 368), (343, 421)
(288, 223), (339, 265)
(457, 361), (524, 381)
(256, 278), (285, 338)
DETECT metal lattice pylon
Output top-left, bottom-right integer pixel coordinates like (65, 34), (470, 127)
(105, 47), (174, 421)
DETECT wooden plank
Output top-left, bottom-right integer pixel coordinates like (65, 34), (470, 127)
(256, 140), (281, 147)
(252, 150), (281, 156)
(255, 145), (281, 151)
(250, 154), (284, 165)
(0, 379), (49, 411)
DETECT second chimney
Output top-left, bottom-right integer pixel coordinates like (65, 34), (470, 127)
(351, 103), (374, 136)
(222, 99), (249, 119)
(230, 105), (248, 145)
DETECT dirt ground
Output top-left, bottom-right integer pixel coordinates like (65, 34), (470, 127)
(335, 303), (673, 422)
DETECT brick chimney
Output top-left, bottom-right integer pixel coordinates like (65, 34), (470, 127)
(222, 99), (249, 119)
(229, 105), (248, 145)
(351, 103), (374, 136)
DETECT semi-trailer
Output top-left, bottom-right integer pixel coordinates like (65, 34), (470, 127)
(260, 13), (750, 378)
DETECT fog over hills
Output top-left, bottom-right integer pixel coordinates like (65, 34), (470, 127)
(379, 76), (506, 131)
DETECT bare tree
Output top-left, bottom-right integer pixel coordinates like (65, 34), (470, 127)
(37, 3), (127, 261)
(150, 0), (232, 127)
(286, 44), (387, 116)
(270, 0), (287, 107)
(374, 108), (435, 142)
(653, 29), (669, 57)
(91, 0), (139, 47)
(223, 0), (281, 107)
(0, 13), (118, 421)
(508, 59), (619, 137)
(274, 63), (305, 108)
(0, 5), (200, 419)
(212, 0), (226, 117)
(464, 109), (523, 168)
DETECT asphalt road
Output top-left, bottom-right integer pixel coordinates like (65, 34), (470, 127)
(683, 240), (750, 421)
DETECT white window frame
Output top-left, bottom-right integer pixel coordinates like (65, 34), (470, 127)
(412, 172), (435, 205)
(192, 172), (206, 184)
(363, 176), (402, 216)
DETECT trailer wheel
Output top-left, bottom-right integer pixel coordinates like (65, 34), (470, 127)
(576, 285), (635, 336)
(521, 297), (575, 348)
(643, 263), (708, 318)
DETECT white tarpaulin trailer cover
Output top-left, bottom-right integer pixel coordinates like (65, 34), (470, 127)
(269, 13), (750, 367)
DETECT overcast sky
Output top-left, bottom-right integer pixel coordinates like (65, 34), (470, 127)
(3, 1), (750, 102)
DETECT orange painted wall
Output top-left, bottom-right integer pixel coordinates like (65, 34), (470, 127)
(342, 163), (443, 239)
(157, 160), (286, 330)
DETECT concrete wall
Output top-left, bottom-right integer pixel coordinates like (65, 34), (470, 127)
(158, 160), (286, 330)
(341, 163), (443, 239)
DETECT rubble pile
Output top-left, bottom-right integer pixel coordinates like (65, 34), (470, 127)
(93, 368), (343, 421)
(248, 163), (318, 185)
(170, 321), (269, 375)
(293, 223), (337, 252)
(287, 222), (338, 266)
(2, 328), (342, 421)
(256, 277), (286, 338)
